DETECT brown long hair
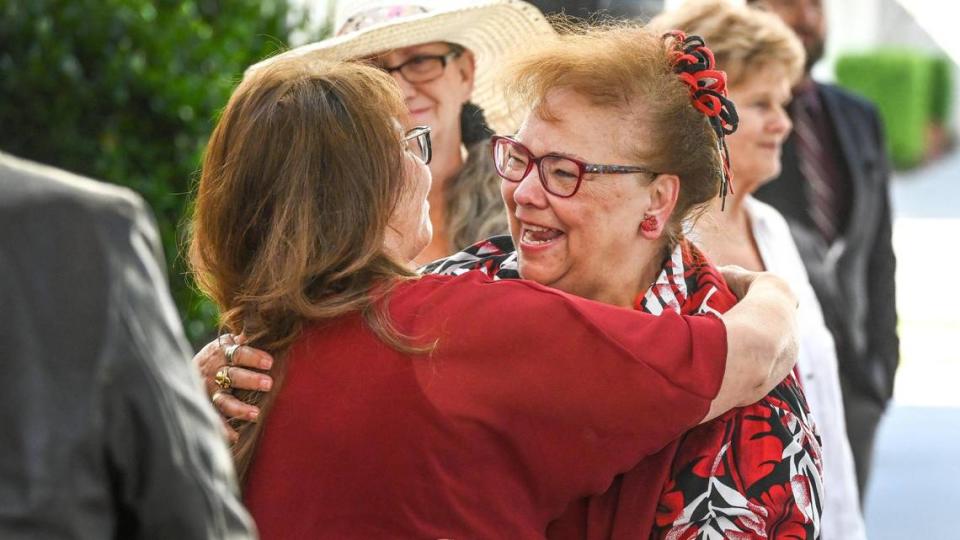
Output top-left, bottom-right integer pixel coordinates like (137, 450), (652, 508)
(189, 57), (418, 481)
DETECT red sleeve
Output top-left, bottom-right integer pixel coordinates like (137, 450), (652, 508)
(393, 272), (727, 515)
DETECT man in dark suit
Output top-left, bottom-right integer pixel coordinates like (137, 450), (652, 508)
(748, 0), (899, 498)
(0, 151), (256, 538)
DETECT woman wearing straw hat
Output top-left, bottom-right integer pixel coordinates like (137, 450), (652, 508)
(248, 0), (555, 265)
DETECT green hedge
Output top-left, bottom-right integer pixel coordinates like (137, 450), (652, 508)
(0, 0), (309, 345)
(836, 49), (953, 169)
(928, 55), (953, 123)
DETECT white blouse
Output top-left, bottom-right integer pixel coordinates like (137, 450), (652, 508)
(745, 196), (866, 540)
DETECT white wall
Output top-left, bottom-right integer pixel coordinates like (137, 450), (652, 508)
(288, 0), (334, 46)
(661, 0), (958, 125)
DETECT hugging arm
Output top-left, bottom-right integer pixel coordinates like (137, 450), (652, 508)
(195, 267), (798, 431)
(704, 267), (799, 423)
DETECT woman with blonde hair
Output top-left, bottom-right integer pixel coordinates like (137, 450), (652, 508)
(652, 1), (866, 538)
(428, 20), (823, 539)
(189, 51), (797, 537)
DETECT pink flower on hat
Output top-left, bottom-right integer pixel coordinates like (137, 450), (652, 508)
(337, 5), (429, 36)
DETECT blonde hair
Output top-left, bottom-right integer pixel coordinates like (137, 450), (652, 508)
(503, 20), (726, 248)
(190, 57), (421, 481)
(650, 0), (805, 87)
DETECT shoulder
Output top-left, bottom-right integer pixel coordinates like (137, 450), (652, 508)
(391, 270), (637, 337)
(746, 197), (813, 281)
(745, 197), (792, 237)
(420, 235), (520, 279)
(818, 82), (881, 121)
(744, 202), (830, 348)
(0, 152), (150, 243)
(0, 152), (173, 369)
(0, 152), (162, 276)
(678, 240), (737, 316)
(0, 152), (160, 308)
(0, 152), (144, 212)
(395, 270), (558, 307)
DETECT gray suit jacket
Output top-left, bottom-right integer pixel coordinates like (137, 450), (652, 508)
(0, 152), (256, 539)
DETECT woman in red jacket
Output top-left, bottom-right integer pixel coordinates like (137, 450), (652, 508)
(189, 53), (796, 537)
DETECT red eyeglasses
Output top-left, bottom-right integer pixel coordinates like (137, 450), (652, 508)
(491, 136), (660, 198)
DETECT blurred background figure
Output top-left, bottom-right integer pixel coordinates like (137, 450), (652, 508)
(746, 0), (900, 502)
(0, 152), (255, 539)
(667, 1), (958, 538)
(650, 1), (866, 537)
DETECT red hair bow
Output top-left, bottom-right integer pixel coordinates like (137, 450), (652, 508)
(664, 31), (740, 208)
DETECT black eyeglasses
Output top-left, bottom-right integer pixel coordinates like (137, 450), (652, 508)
(491, 136), (660, 198)
(380, 50), (461, 84)
(404, 126), (432, 164)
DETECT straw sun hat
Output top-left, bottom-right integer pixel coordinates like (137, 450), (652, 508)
(247, 0), (556, 134)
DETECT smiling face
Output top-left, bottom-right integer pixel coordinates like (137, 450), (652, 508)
(725, 64), (793, 193)
(373, 42), (475, 148)
(502, 89), (675, 305)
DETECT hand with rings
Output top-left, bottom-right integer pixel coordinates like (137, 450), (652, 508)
(194, 333), (276, 441)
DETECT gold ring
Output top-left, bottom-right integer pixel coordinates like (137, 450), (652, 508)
(214, 366), (233, 391)
(224, 343), (241, 366)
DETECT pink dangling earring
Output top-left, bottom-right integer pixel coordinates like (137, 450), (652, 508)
(641, 215), (658, 232)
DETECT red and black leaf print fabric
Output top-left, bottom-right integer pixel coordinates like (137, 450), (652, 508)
(424, 235), (824, 539)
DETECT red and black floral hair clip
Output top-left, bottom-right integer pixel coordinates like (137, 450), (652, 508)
(663, 31), (740, 210)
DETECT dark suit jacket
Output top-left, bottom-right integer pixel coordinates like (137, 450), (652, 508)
(755, 83), (899, 407)
(0, 152), (256, 539)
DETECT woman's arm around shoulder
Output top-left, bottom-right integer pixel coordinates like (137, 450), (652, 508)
(708, 266), (799, 423)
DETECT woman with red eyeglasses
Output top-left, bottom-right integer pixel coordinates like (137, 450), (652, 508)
(426, 22), (823, 538)
(201, 17), (822, 540)
(189, 49), (797, 537)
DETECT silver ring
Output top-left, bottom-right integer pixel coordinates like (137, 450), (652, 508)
(224, 343), (241, 366)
